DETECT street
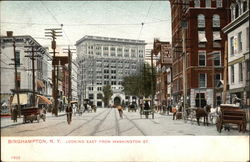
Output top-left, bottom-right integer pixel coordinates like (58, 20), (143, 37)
(1, 108), (249, 136)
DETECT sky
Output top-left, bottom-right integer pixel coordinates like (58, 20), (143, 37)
(0, 1), (171, 56)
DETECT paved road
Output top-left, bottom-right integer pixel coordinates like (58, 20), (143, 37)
(1, 108), (249, 136)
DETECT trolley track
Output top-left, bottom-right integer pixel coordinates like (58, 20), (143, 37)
(89, 109), (113, 136)
(123, 113), (147, 136)
(65, 109), (111, 136)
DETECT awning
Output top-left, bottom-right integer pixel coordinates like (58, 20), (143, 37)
(70, 100), (78, 104)
(198, 31), (207, 42)
(37, 95), (52, 104)
(213, 32), (221, 41)
(37, 80), (45, 88)
(12, 94), (28, 105)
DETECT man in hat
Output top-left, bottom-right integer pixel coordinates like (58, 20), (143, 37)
(66, 104), (73, 124)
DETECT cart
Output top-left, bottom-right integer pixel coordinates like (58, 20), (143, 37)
(21, 107), (45, 123)
(140, 107), (154, 119)
(183, 107), (197, 124)
(216, 104), (247, 133)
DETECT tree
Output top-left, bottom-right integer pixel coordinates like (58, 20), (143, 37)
(122, 63), (156, 98)
(102, 84), (113, 107)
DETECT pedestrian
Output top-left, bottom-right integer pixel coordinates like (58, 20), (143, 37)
(116, 104), (123, 118)
(66, 104), (73, 124)
(12, 106), (18, 122)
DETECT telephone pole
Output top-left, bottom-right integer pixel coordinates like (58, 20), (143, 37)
(24, 45), (41, 107)
(45, 28), (62, 116)
(63, 46), (76, 104)
(8, 32), (21, 117)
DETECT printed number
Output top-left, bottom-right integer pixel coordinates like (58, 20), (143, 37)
(11, 156), (20, 160)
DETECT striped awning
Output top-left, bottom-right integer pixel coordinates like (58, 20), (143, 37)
(37, 95), (52, 104)
(37, 80), (45, 88)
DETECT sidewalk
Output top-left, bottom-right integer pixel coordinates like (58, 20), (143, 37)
(1, 112), (66, 129)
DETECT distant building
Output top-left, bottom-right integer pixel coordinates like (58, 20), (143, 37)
(154, 40), (172, 106)
(170, 0), (232, 108)
(76, 35), (146, 107)
(71, 60), (78, 102)
(223, 0), (249, 106)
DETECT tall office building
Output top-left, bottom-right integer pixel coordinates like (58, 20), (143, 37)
(76, 35), (146, 107)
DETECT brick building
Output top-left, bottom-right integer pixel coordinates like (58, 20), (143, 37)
(170, 0), (232, 108)
(154, 40), (172, 106)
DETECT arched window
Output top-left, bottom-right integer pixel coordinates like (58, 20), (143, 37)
(243, 0), (248, 12)
(213, 14), (220, 27)
(198, 14), (205, 28)
(235, 3), (239, 18)
(231, 4), (235, 20)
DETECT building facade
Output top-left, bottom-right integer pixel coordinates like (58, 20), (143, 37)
(170, 0), (232, 108)
(76, 35), (146, 107)
(154, 41), (172, 106)
(0, 32), (51, 106)
(223, 0), (249, 107)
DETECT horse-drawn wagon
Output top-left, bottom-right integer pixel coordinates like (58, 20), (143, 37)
(216, 104), (247, 133)
(21, 107), (46, 123)
(140, 99), (154, 119)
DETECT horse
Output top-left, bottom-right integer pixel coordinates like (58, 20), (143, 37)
(208, 106), (221, 124)
(195, 105), (211, 126)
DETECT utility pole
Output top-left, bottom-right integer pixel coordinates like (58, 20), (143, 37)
(63, 46), (76, 105)
(8, 32), (21, 117)
(150, 49), (155, 109)
(182, 27), (187, 114)
(222, 40), (228, 104)
(24, 46), (41, 107)
(45, 28), (62, 116)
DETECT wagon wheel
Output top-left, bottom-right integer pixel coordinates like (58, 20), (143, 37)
(37, 115), (40, 123)
(216, 116), (222, 133)
(183, 111), (188, 123)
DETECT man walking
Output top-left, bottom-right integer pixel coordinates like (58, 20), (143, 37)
(66, 104), (73, 124)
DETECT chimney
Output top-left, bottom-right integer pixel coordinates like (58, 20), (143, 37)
(7, 31), (13, 37)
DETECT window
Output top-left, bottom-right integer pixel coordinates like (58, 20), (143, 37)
(238, 32), (242, 52)
(89, 94), (94, 100)
(212, 15), (220, 27)
(104, 81), (109, 85)
(198, 51), (206, 66)
(206, 0), (211, 7)
(104, 75), (109, 79)
(97, 93), (102, 99)
(239, 62), (243, 82)
(15, 51), (20, 67)
(230, 37), (234, 56)
(199, 73), (206, 88)
(247, 27), (249, 49)
(194, 0), (200, 7)
(231, 5), (236, 20)
(231, 65), (234, 83)
(213, 31), (221, 41)
(215, 73), (221, 87)
(110, 47), (115, 51)
(88, 87), (93, 91)
(213, 51), (221, 66)
(103, 47), (108, 50)
(97, 87), (102, 91)
(198, 31), (207, 42)
(243, 1), (248, 12)
(198, 14), (205, 28)
(235, 4), (239, 18)
(216, 0), (223, 8)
